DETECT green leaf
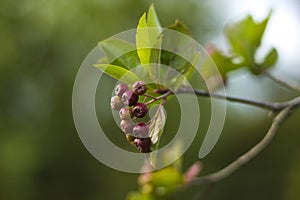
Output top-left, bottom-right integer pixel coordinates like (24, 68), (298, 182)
(136, 5), (162, 65)
(149, 106), (166, 146)
(183, 51), (201, 78)
(94, 64), (139, 84)
(261, 47), (278, 68)
(147, 106), (166, 167)
(225, 13), (271, 65)
(208, 48), (241, 76)
(136, 13), (152, 65)
(147, 4), (162, 29)
(150, 167), (183, 196)
(199, 45), (241, 90)
(146, 36), (163, 83)
(172, 52), (201, 90)
(99, 38), (140, 69)
(167, 20), (190, 35)
(161, 21), (194, 75)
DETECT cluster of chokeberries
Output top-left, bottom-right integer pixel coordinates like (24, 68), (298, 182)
(110, 81), (151, 153)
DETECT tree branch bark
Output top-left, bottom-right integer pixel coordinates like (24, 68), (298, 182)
(173, 87), (300, 186)
(265, 71), (300, 93)
(187, 107), (292, 185)
(176, 87), (300, 111)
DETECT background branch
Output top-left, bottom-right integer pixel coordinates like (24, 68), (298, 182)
(265, 71), (300, 93)
(176, 88), (300, 111)
(175, 86), (300, 186)
(188, 106), (292, 185)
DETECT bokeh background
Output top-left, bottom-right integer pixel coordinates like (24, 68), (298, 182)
(0, 0), (300, 199)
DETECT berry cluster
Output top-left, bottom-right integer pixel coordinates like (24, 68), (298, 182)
(110, 81), (151, 153)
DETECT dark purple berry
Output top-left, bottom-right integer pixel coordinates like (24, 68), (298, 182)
(125, 134), (135, 143)
(110, 96), (123, 110)
(122, 90), (139, 106)
(115, 83), (129, 97)
(120, 120), (134, 134)
(134, 137), (151, 153)
(132, 103), (148, 118)
(119, 107), (132, 120)
(133, 122), (149, 138)
(132, 81), (147, 95)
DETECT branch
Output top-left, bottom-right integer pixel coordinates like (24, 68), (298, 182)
(176, 87), (300, 111)
(188, 106), (292, 185)
(176, 87), (300, 186)
(265, 71), (300, 93)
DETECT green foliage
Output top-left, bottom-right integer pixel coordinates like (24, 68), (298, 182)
(0, 0), (295, 200)
(95, 6), (277, 92)
(161, 20), (197, 82)
(223, 12), (277, 74)
(167, 20), (190, 36)
(261, 47), (278, 69)
(147, 4), (162, 30)
(94, 5), (281, 199)
(126, 166), (183, 200)
(202, 12), (278, 82)
(126, 192), (154, 200)
(127, 141), (187, 200)
(95, 4), (198, 88)
(226, 14), (270, 62)
(149, 106), (166, 146)
(136, 4), (162, 65)
(99, 39), (140, 69)
(201, 45), (241, 82)
(94, 64), (140, 84)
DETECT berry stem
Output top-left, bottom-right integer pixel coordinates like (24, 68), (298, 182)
(144, 93), (158, 99)
(187, 106), (292, 185)
(144, 90), (172, 106)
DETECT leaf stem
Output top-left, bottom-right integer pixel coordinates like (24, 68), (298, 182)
(144, 90), (172, 106)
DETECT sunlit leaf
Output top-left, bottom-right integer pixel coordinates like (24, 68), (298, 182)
(136, 15), (152, 65)
(147, 4), (162, 29)
(136, 5), (162, 65)
(94, 64), (139, 84)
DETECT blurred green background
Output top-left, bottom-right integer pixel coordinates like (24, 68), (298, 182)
(0, 0), (300, 199)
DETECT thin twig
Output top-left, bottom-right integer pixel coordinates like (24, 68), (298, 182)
(142, 86), (300, 189)
(145, 90), (172, 106)
(176, 87), (300, 111)
(143, 87), (300, 111)
(144, 93), (158, 99)
(265, 71), (300, 93)
(175, 87), (300, 186)
(188, 106), (292, 185)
